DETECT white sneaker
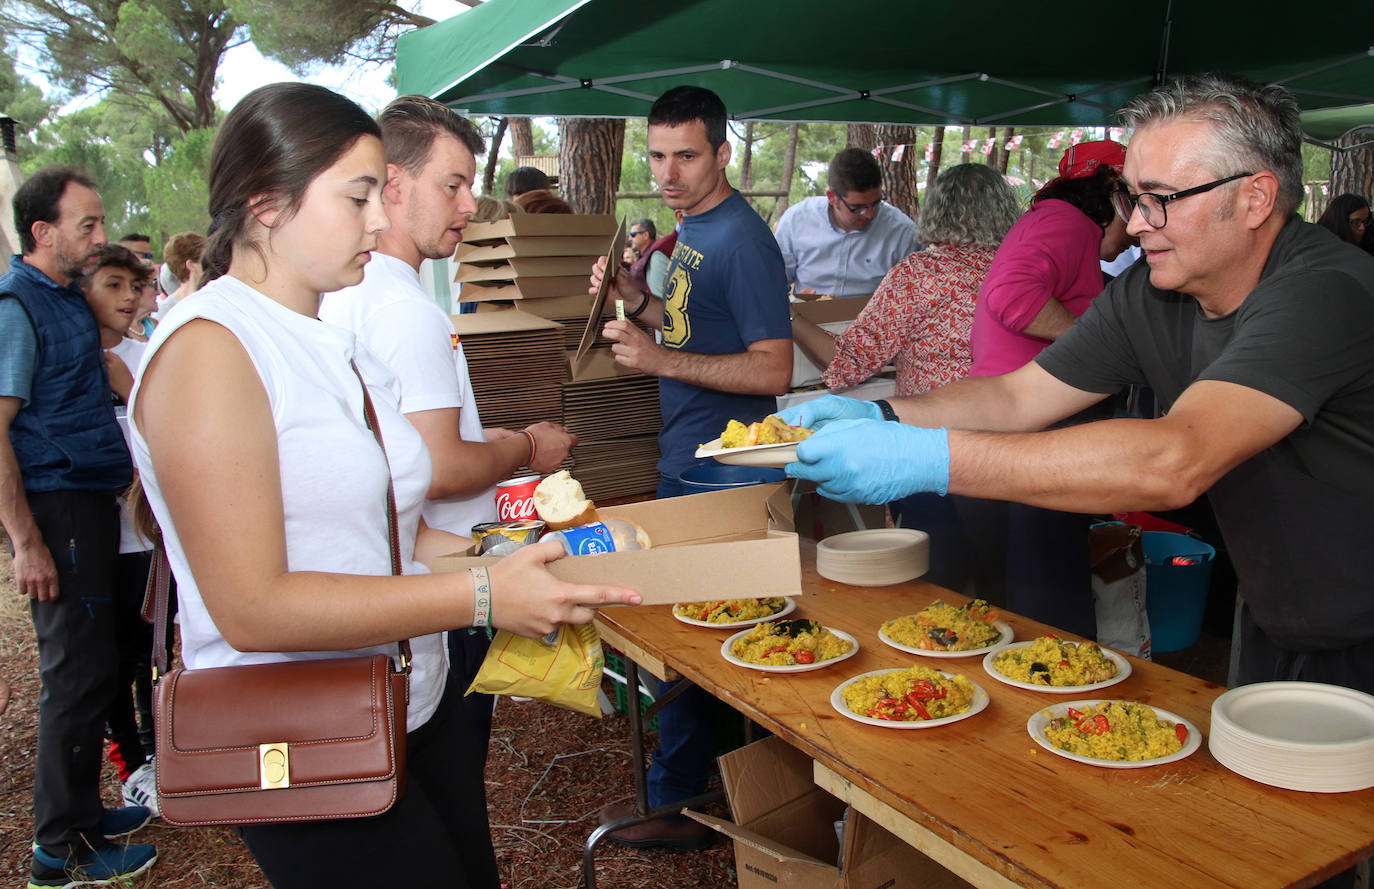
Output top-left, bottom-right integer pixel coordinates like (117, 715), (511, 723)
(122, 762), (160, 817)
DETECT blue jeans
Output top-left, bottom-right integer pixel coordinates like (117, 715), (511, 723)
(646, 473), (731, 811)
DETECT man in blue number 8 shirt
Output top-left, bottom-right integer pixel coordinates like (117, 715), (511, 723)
(589, 85), (792, 850)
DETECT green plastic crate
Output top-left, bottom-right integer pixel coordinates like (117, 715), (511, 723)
(604, 651), (659, 730)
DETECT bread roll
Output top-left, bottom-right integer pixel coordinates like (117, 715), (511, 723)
(533, 470), (600, 530)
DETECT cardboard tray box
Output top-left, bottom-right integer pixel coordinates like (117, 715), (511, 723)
(790, 296), (872, 389)
(459, 277), (593, 301)
(432, 482), (802, 605)
(455, 255), (603, 283)
(455, 235), (612, 262)
(690, 736), (973, 889)
(461, 214), (617, 242)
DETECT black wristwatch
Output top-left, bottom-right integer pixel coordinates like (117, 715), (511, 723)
(874, 399), (898, 422)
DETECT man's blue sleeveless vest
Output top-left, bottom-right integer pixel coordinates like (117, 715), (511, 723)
(0, 256), (132, 493)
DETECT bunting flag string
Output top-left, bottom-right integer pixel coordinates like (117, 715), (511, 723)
(846, 128), (1117, 163)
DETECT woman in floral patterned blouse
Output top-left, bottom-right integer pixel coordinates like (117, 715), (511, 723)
(790, 164), (1019, 592)
(791, 163), (1020, 396)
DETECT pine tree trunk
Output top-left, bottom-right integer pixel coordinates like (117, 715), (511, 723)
(741, 121), (756, 191)
(483, 117), (508, 196)
(960, 125), (972, 162)
(510, 118), (535, 159)
(775, 123), (800, 223)
(875, 124), (919, 220)
(557, 118), (626, 214)
(998, 127), (1015, 175)
(846, 124), (876, 151)
(926, 125), (946, 193)
(1330, 133), (1374, 205)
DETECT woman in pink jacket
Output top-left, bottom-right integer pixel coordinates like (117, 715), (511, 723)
(959, 141), (1135, 639)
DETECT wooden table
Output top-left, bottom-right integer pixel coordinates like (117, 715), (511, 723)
(594, 547), (1374, 889)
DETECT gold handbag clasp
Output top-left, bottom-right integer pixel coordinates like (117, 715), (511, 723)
(259, 743), (290, 789)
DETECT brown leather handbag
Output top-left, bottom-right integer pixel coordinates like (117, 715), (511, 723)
(149, 363), (411, 826)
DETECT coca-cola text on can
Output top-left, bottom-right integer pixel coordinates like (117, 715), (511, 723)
(495, 475), (540, 522)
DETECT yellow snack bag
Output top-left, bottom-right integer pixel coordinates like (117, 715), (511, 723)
(466, 624), (605, 717)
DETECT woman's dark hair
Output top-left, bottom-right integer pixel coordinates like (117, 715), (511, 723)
(202, 83), (381, 281)
(648, 86), (728, 151)
(1032, 166), (1121, 228)
(1317, 193), (1371, 246)
(12, 166), (98, 254)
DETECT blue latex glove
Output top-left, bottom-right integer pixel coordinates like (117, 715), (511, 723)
(785, 418), (950, 503)
(775, 395), (882, 431)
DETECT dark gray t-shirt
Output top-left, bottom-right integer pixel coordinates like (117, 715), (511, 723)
(1038, 217), (1374, 499)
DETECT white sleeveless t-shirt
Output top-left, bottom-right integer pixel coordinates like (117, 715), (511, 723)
(127, 275), (446, 728)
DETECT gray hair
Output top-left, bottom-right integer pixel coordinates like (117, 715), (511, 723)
(1118, 73), (1303, 215)
(917, 163), (1021, 248)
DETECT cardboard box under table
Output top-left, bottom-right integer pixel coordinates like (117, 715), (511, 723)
(691, 736), (972, 889)
(433, 481), (801, 606)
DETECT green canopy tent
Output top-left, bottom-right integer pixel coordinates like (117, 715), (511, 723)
(396, 0), (1374, 127)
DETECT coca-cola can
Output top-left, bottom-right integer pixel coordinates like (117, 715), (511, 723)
(495, 475), (540, 522)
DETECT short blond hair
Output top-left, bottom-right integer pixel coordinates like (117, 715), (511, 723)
(163, 231), (206, 283)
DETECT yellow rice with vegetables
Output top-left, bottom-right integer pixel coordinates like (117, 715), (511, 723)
(883, 599), (1002, 651)
(842, 665), (978, 722)
(1044, 701), (1187, 761)
(991, 636), (1118, 686)
(719, 415), (814, 448)
(673, 597), (788, 624)
(730, 619), (852, 667)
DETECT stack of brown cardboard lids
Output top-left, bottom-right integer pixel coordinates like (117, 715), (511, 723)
(561, 219), (661, 500)
(451, 309), (567, 431)
(455, 214), (616, 303)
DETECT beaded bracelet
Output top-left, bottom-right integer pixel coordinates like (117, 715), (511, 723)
(469, 566), (492, 629)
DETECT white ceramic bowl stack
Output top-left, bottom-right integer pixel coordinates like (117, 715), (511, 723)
(815, 528), (930, 586)
(1208, 681), (1374, 793)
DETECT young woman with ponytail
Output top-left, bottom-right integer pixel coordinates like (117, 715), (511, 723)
(126, 83), (640, 889)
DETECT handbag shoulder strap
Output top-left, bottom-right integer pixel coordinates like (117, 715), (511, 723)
(351, 359), (411, 673)
(148, 362), (413, 679)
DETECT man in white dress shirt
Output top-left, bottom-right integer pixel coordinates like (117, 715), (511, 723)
(320, 95), (575, 763)
(773, 148), (918, 297)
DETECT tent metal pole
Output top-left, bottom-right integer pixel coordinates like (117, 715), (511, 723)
(976, 77), (1152, 125)
(1155, 0), (1174, 84)
(1286, 87), (1374, 104)
(1271, 49), (1374, 88)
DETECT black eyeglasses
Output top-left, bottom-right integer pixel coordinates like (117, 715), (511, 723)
(1112, 172), (1254, 228)
(134, 251), (154, 260)
(834, 193), (884, 216)
(1349, 214), (1371, 231)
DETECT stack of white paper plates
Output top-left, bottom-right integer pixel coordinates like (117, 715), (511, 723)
(815, 528), (929, 586)
(1209, 681), (1374, 793)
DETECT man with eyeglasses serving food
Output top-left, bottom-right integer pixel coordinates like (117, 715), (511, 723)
(779, 74), (1374, 718)
(773, 147), (917, 297)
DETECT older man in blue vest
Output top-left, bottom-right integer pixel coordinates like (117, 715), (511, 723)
(0, 167), (158, 888)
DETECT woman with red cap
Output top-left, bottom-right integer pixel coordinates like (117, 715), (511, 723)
(956, 141), (1136, 639)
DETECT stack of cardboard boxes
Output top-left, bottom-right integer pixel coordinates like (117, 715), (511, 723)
(453, 215), (662, 500)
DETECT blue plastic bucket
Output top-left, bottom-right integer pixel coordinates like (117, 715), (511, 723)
(678, 461), (785, 496)
(1142, 531), (1216, 653)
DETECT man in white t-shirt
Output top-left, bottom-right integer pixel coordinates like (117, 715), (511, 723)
(320, 95), (576, 761)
